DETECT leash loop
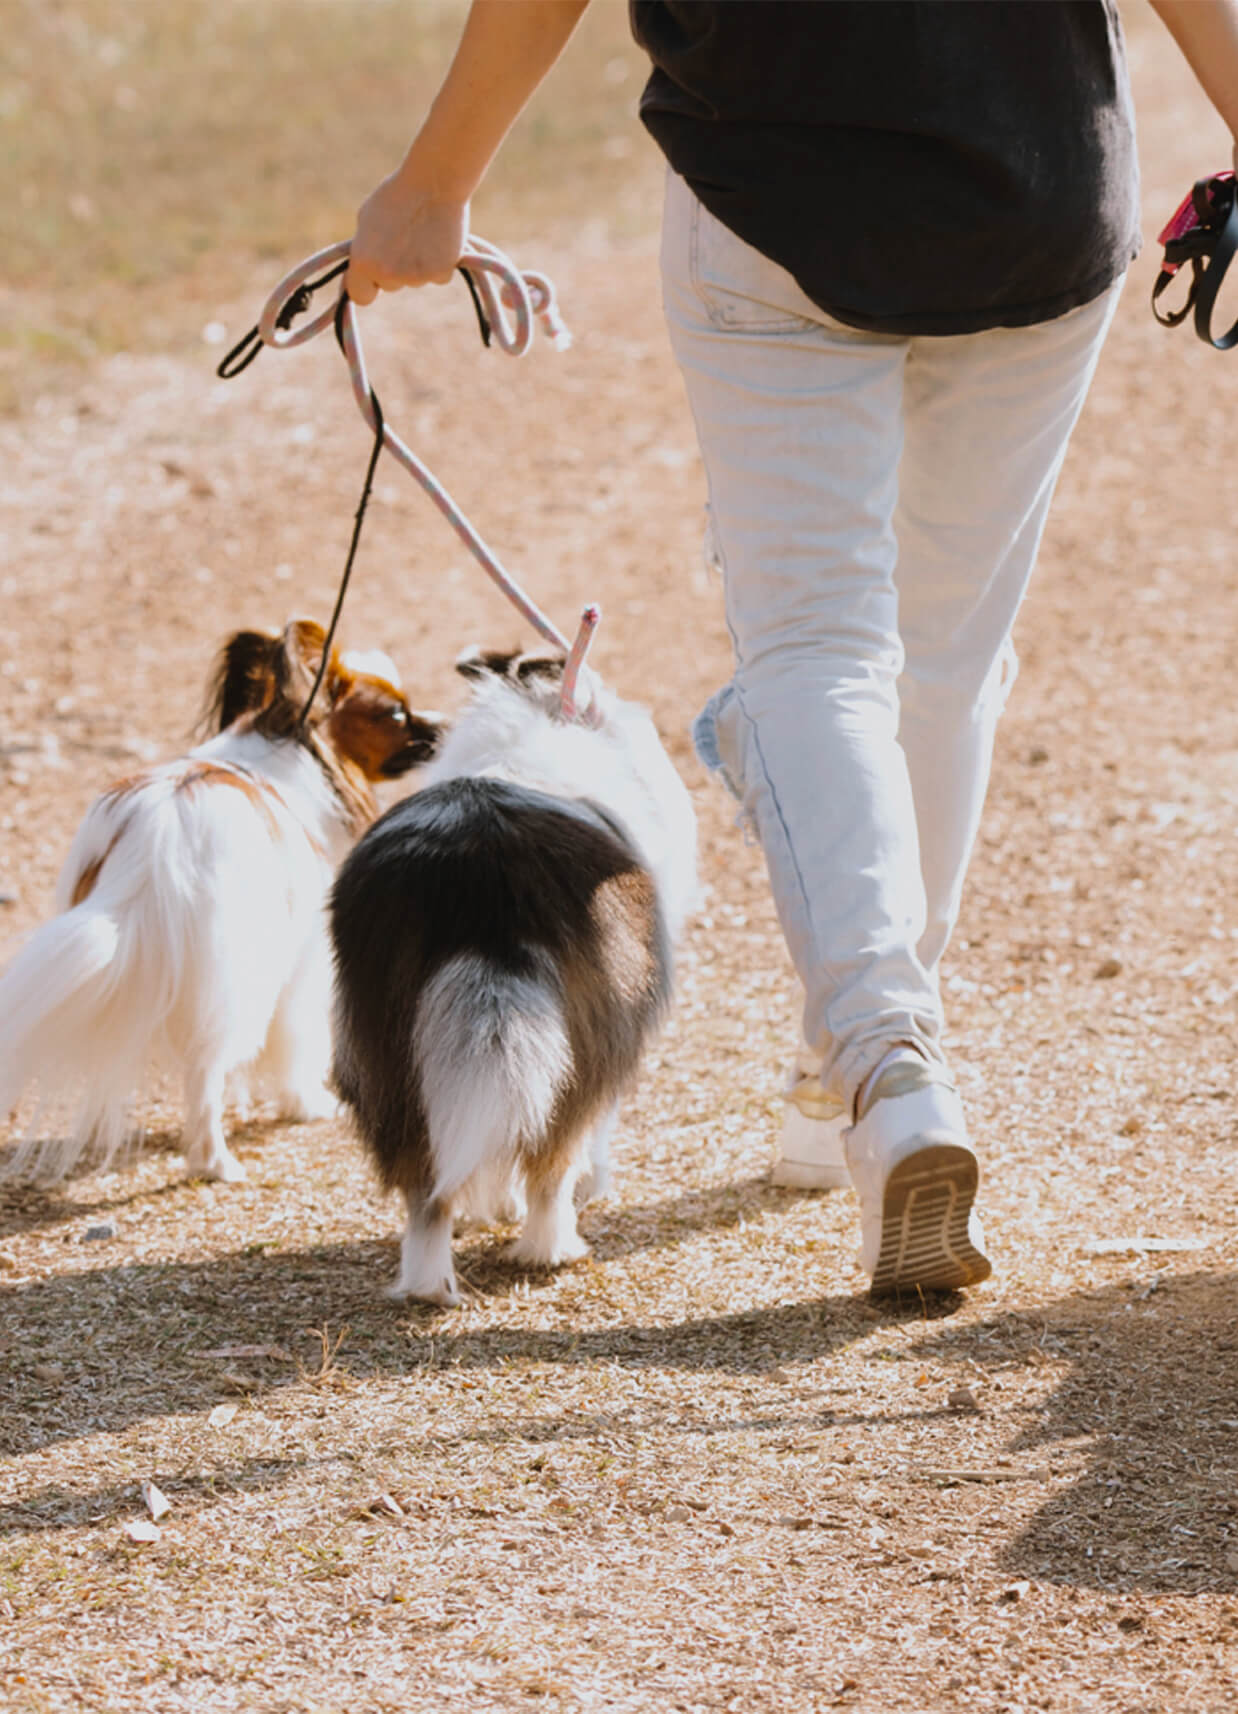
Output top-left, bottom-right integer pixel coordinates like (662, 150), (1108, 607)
(219, 236), (594, 721)
(1153, 170), (1238, 350)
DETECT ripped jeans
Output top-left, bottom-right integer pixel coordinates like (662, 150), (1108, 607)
(662, 170), (1123, 1109)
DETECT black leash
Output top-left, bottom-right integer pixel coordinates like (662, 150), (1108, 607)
(1152, 171), (1238, 350)
(216, 262), (494, 726)
(217, 262), (491, 381)
(294, 295), (387, 730)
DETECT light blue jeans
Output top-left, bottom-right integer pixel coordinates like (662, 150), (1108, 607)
(662, 170), (1122, 1109)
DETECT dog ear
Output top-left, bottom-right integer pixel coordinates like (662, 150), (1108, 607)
(204, 629), (282, 733)
(515, 654), (565, 684)
(280, 618), (329, 695)
(233, 617), (331, 739)
(268, 617), (333, 719)
(456, 645), (523, 682)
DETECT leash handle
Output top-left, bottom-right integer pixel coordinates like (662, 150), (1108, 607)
(1193, 185), (1238, 350)
(255, 238), (570, 357)
(1152, 171), (1238, 349)
(219, 235), (597, 686)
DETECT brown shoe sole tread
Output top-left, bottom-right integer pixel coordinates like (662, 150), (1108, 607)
(869, 1142), (992, 1295)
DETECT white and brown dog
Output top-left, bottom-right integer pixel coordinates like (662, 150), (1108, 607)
(0, 618), (440, 1183)
(329, 646), (697, 1306)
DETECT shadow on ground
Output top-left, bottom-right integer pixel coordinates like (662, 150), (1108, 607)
(5, 1173), (1236, 1597)
(911, 1269), (1238, 1596)
(0, 1115), (298, 1239)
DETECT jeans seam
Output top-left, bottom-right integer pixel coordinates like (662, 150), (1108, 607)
(687, 195), (717, 327)
(687, 190), (820, 335)
(704, 506), (819, 961)
(668, 283), (819, 934)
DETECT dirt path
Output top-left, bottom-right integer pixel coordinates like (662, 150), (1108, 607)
(2, 7), (1237, 1711)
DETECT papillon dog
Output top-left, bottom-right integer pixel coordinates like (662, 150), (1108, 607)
(329, 646), (698, 1306)
(0, 617), (441, 1183)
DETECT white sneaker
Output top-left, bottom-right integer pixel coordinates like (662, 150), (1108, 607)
(772, 1062), (850, 1190)
(844, 1050), (991, 1294)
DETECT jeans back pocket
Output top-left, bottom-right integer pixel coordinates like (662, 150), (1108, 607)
(689, 195), (819, 333)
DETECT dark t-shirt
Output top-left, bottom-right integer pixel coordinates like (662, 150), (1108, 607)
(631, 0), (1140, 335)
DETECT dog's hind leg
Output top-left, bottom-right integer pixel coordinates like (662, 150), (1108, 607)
(263, 936), (336, 1123)
(574, 1100), (619, 1207)
(390, 1194), (459, 1307)
(507, 1148), (589, 1269)
(182, 1060), (245, 1182)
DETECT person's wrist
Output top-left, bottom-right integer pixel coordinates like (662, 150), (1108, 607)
(396, 134), (483, 206)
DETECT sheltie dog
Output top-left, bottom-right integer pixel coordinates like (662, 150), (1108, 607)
(329, 645), (698, 1306)
(0, 617), (441, 1183)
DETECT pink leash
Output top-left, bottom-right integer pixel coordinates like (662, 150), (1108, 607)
(221, 238), (600, 721)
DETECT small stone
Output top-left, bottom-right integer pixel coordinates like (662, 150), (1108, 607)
(81, 1222), (116, 1243)
(1094, 957), (1123, 980)
(999, 1579), (1031, 1603)
(31, 1362), (65, 1386)
(664, 1503), (693, 1524)
(141, 1480), (170, 1522)
(207, 1401), (238, 1429)
(0, 889), (16, 907)
(948, 1385), (980, 1411)
(1027, 745), (1050, 765)
(123, 1519), (160, 1544)
(1118, 1117), (1143, 1137)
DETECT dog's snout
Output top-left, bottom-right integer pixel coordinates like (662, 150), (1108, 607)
(382, 711), (444, 775)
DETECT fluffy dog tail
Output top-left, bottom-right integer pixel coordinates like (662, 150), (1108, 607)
(415, 952), (571, 1204)
(0, 902), (138, 1175)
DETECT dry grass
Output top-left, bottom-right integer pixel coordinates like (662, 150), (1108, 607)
(3, 2), (1238, 1710)
(0, 0), (656, 407)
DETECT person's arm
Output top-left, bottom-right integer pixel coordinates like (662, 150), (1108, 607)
(1148, 0), (1238, 167)
(347, 0), (592, 305)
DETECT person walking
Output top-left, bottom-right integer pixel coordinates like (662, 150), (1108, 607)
(345, 0), (1238, 1294)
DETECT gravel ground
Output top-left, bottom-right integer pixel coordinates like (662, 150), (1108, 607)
(2, 6), (1237, 1710)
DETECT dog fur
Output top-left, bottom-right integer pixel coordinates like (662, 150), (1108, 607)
(0, 618), (441, 1183)
(329, 647), (697, 1305)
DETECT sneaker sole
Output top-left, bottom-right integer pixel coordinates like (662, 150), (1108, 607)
(869, 1143), (992, 1295)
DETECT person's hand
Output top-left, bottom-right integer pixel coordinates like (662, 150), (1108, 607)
(346, 169), (469, 306)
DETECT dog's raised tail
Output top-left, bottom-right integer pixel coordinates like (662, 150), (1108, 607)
(0, 904), (131, 1173)
(415, 952), (572, 1203)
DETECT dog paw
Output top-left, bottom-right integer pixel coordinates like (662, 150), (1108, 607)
(573, 1164), (611, 1208)
(386, 1271), (461, 1309)
(184, 1147), (248, 1184)
(504, 1230), (590, 1270)
(278, 1085), (338, 1124)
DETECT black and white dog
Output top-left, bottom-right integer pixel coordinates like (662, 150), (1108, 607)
(329, 647), (697, 1305)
